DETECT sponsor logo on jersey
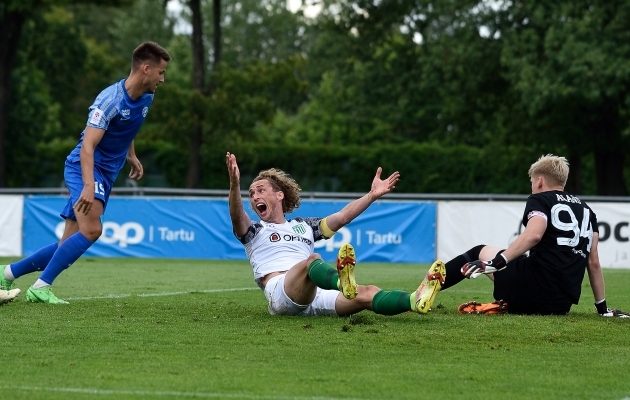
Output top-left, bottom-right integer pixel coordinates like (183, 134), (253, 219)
(268, 231), (312, 245)
(89, 108), (104, 125)
(292, 224), (306, 235)
(121, 109), (130, 117)
(572, 248), (586, 258)
(142, 106), (149, 117)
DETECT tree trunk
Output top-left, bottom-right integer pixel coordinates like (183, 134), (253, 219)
(0, 9), (27, 187)
(213, 0), (221, 68)
(185, 0), (206, 188)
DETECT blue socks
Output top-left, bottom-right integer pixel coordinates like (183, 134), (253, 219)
(39, 232), (93, 285)
(9, 242), (58, 278)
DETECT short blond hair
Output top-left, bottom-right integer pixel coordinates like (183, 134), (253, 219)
(528, 154), (569, 188)
(252, 168), (301, 214)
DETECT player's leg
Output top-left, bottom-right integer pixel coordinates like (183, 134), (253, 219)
(1, 243), (59, 292)
(440, 244), (498, 290)
(26, 203), (102, 304)
(26, 162), (106, 304)
(0, 198), (82, 294)
(333, 256), (446, 316)
(305, 243), (357, 299)
(282, 254), (321, 306)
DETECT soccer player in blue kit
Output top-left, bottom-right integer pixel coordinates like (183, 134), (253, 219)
(0, 42), (171, 304)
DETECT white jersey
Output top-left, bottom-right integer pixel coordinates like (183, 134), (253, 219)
(236, 217), (328, 288)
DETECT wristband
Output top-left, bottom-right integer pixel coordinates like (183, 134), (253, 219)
(490, 253), (508, 269)
(595, 299), (608, 315)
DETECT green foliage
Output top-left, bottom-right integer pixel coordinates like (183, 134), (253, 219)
(6, 0), (630, 195)
(1, 257), (630, 399)
(202, 0), (311, 67)
(143, 141), (544, 194)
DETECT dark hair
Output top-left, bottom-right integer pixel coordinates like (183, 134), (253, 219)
(131, 41), (171, 70)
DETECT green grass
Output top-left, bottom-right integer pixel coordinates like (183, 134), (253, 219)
(1, 257), (629, 400)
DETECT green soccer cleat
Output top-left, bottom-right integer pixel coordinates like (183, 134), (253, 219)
(415, 260), (446, 314)
(336, 243), (358, 300)
(26, 287), (69, 304)
(0, 270), (15, 291)
(0, 288), (20, 305)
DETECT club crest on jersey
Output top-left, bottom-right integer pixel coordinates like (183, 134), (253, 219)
(142, 107), (149, 117)
(89, 108), (103, 125)
(292, 224), (306, 235)
(269, 232), (281, 242)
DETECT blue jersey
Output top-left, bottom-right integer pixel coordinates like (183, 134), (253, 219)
(66, 79), (153, 181)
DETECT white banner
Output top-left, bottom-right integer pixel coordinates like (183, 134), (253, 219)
(437, 201), (523, 263)
(0, 195), (24, 256)
(437, 200), (630, 269)
(590, 203), (630, 268)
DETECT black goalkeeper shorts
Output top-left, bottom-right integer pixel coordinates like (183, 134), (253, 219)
(492, 255), (572, 316)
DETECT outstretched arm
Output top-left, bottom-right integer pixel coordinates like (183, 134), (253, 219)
(586, 233), (606, 303)
(462, 216), (546, 278)
(325, 167), (400, 232)
(226, 152), (252, 237)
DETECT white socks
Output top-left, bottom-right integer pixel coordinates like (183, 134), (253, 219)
(3, 265), (15, 280)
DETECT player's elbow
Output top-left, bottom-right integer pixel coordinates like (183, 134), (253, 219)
(525, 232), (543, 247)
(587, 256), (602, 272)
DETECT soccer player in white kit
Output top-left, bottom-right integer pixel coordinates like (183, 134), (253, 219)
(226, 152), (445, 317)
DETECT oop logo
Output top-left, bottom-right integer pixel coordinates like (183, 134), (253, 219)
(55, 221), (145, 248)
(269, 232), (281, 242)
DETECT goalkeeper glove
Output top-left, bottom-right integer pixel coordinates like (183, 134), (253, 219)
(461, 253), (508, 279)
(595, 299), (630, 318)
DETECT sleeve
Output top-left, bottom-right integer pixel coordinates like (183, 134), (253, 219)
(302, 217), (328, 241)
(86, 86), (120, 130)
(589, 207), (599, 234)
(236, 222), (263, 244)
(522, 195), (549, 227)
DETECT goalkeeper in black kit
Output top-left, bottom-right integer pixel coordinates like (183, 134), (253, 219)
(438, 154), (628, 317)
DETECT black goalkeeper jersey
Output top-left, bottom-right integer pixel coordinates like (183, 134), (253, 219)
(521, 190), (598, 304)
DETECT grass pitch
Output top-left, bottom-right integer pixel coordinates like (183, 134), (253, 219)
(1, 257), (629, 400)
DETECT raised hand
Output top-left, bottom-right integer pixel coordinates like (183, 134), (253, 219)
(225, 152), (240, 186)
(370, 167), (400, 199)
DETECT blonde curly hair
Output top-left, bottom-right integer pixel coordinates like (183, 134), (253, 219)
(252, 168), (302, 214)
(528, 154), (569, 188)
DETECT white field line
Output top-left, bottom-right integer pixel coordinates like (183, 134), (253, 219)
(5, 386), (368, 400)
(66, 287), (258, 301)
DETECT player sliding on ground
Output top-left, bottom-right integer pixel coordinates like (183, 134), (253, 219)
(226, 152), (445, 316)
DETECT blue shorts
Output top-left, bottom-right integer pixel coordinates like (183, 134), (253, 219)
(61, 160), (113, 221)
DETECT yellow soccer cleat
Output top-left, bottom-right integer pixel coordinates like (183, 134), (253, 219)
(415, 260), (446, 314)
(336, 243), (358, 300)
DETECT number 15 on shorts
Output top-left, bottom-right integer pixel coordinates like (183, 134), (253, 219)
(94, 182), (105, 196)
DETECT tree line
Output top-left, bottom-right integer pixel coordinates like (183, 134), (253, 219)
(1, 0), (629, 195)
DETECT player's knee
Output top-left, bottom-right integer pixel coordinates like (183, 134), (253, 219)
(464, 245), (485, 262)
(306, 253), (322, 264)
(81, 225), (102, 241)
